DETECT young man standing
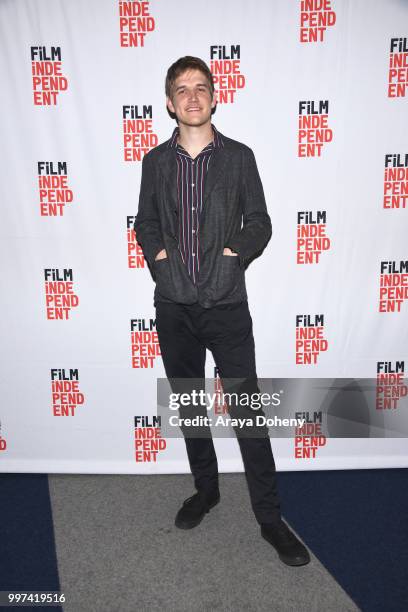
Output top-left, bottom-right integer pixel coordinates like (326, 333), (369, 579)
(135, 56), (310, 566)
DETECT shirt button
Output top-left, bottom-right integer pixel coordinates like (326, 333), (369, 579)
(192, 183), (195, 187)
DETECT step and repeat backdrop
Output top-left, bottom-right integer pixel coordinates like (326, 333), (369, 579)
(1, 0), (407, 473)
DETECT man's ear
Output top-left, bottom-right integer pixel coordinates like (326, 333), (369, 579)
(166, 96), (175, 114)
(211, 91), (217, 108)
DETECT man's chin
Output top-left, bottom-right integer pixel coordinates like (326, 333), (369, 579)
(178, 116), (212, 128)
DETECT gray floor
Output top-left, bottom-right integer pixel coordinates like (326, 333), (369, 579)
(48, 473), (360, 612)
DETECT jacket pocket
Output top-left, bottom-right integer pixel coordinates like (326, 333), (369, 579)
(153, 251), (197, 303)
(215, 254), (241, 301)
(153, 257), (173, 298)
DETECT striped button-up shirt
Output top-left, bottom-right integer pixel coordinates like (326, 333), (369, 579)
(167, 124), (224, 285)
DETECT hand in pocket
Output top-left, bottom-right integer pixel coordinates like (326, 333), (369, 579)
(155, 249), (168, 261)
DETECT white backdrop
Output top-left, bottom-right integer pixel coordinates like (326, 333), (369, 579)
(0, 0), (407, 473)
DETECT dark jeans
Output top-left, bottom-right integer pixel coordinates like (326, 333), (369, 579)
(155, 300), (281, 525)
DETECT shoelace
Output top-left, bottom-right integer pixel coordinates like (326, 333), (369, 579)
(267, 521), (299, 543)
(184, 494), (197, 505)
(183, 493), (204, 506)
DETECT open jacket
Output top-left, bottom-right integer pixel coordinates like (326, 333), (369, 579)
(134, 129), (272, 308)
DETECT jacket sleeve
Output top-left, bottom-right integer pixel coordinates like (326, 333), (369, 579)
(133, 152), (165, 267)
(225, 147), (272, 268)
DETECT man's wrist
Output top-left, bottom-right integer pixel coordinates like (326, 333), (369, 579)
(224, 244), (245, 267)
(155, 248), (167, 261)
(224, 245), (238, 255)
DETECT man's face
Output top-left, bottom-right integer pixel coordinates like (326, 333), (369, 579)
(166, 68), (216, 128)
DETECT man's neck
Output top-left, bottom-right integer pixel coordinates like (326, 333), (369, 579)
(177, 122), (214, 159)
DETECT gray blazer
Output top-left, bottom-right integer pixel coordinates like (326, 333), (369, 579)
(134, 129), (272, 308)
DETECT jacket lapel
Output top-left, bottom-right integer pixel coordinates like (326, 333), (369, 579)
(158, 148), (178, 210)
(203, 144), (230, 205)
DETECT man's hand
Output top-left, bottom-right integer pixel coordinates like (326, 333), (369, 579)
(155, 249), (168, 261)
(223, 247), (238, 256)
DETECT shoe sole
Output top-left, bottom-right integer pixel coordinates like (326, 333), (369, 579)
(175, 497), (220, 530)
(261, 531), (311, 566)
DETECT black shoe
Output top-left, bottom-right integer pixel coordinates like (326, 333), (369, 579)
(261, 519), (311, 566)
(175, 491), (220, 529)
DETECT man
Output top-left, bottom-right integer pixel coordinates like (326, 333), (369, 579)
(134, 56), (310, 566)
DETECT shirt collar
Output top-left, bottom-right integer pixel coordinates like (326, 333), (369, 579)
(167, 123), (224, 151)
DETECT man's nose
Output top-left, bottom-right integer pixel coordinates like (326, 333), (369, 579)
(187, 89), (199, 101)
